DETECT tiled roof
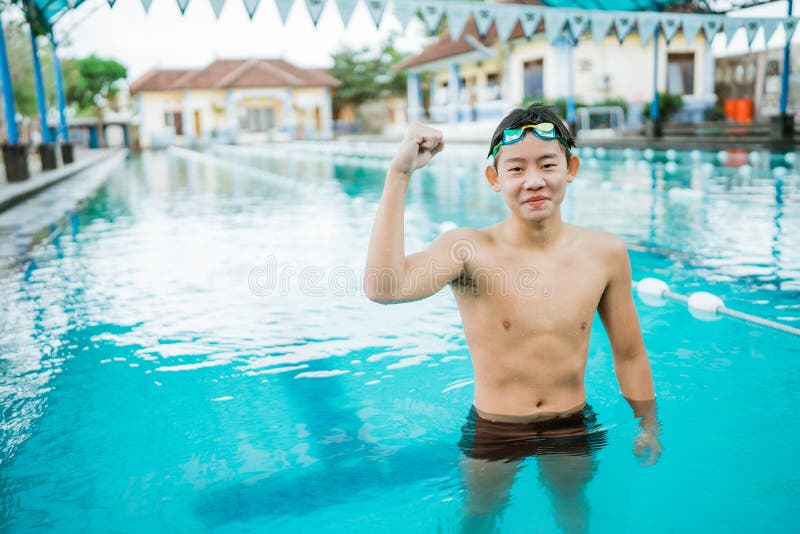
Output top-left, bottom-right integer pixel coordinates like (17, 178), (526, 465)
(130, 59), (341, 93)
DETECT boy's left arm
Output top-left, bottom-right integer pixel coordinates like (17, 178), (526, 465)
(597, 237), (662, 466)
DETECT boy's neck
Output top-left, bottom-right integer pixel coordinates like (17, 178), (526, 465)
(503, 211), (565, 249)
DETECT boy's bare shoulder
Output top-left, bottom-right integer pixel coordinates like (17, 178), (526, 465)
(569, 225), (628, 259)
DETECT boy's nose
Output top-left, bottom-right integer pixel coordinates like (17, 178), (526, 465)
(523, 171), (546, 189)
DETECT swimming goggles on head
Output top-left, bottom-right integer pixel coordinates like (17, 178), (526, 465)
(490, 122), (570, 158)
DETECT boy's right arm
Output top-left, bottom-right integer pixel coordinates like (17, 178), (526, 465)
(364, 123), (467, 304)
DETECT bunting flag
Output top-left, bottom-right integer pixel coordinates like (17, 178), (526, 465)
(494, 5), (519, 42)
(446, 3), (471, 41)
(636, 12), (659, 46)
(590, 12), (613, 44)
(783, 18), (798, 43)
(419, 4), (444, 34)
(392, 1), (417, 29)
(613, 14), (635, 42)
(701, 16), (723, 44)
(141, 0), (153, 13)
(107, 0), (116, 7)
(177, 0), (191, 14)
(743, 19), (761, 47)
(761, 18), (780, 44)
(210, 0), (225, 18)
(518, 8), (542, 39)
(660, 15), (681, 44)
(473, 6), (495, 37)
(243, 0), (260, 19)
(274, 0), (294, 24)
(723, 18), (742, 44)
(365, 0), (386, 28)
(305, 0), (326, 26)
(680, 14), (703, 45)
(336, 0), (358, 27)
(567, 11), (589, 39)
(544, 10), (567, 43)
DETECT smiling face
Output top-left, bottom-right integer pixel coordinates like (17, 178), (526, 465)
(485, 134), (580, 223)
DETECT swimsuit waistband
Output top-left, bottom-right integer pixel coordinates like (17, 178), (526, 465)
(472, 401), (588, 425)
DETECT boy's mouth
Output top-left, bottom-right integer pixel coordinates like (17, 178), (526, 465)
(523, 196), (548, 206)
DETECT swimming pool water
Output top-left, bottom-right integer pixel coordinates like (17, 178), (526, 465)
(0, 145), (798, 532)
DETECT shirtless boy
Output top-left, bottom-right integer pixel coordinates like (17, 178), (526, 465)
(364, 104), (661, 529)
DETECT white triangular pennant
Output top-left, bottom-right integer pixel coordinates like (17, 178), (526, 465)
(518, 8), (543, 39)
(614, 14), (635, 42)
(567, 10), (589, 39)
(591, 12), (613, 44)
(365, 0), (386, 28)
(494, 5), (519, 42)
(140, 0), (153, 12)
(637, 12), (659, 46)
(243, 0), (260, 19)
(274, 0), (293, 23)
(472, 5), (494, 37)
(446, 3), (470, 40)
(392, 1), (417, 30)
(783, 18), (798, 42)
(336, 0), (358, 27)
(177, 0), (191, 14)
(701, 16), (723, 44)
(420, 4), (444, 34)
(661, 15), (681, 44)
(743, 19), (761, 47)
(724, 18), (743, 44)
(305, 0), (325, 26)
(544, 11), (567, 43)
(209, 0), (225, 18)
(761, 18), (780, 44)
(681, 14), (703, 44)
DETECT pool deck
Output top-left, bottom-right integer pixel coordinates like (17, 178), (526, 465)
(0, 148), (127, 214)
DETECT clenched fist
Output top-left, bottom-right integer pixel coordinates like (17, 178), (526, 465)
(388, 122), (445, 177)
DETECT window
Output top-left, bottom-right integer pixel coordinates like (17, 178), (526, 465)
(486, 73), (501, 101)
(667, 53), (694, 95)
(239, 108), (275, 132)
(523, 59), (544, 99)
(164, 111), (183, 135)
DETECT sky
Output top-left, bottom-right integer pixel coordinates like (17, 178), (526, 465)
(17, 0), (800, 83)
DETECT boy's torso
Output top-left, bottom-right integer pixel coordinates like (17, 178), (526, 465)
(450, 223), (614, 421)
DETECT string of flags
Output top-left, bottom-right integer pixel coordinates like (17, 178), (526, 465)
(115, 0), (799, 49)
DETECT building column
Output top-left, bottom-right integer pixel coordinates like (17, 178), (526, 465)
(501, 43), (513, 103)
(182, 90), (193, 143)
(226, 89), (237, 131)
(703, 41), (715, 98)
(0, 17), (28, 182)
(49, 31), (69, 144)
(448, 62), (460, 123)
(283, 88), (295, 139)
(407, 71), (422, 123)
(321, 87), (333, 138)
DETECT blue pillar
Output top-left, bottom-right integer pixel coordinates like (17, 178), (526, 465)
(49, 31), (70, 143)
(448, 62), (460, 123)
(0, 21), (20, 143)
(564, 33), (576, 127)
(651, 24), (660, 121)
(88, 125), (98, 148)
(779, 0), (793, 115)
(29, 27), (53, 143)
(123, 124), (130, 147)
(407, 71), (422, 123)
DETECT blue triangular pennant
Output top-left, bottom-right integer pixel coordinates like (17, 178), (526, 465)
(567, 10), (589, 39)
(243, 0), (260, 19)
(614, 14), (635, 43)
(141, 0), (153, 13)
(494, 5), (519, 42)
(701, 16), (723, 44)
(106, 0), (116, 8)
(681, 14), (703, 45)
(782, 18), (798, 42)
(472, 5), (494, 37)
(274, 0), (293, 23)
(591, 12), (613, 44)
(544, 10), (567, 43)
(723, 19), (743, 44)
(420, 4), (444, 34)
(761, 18), (780, 44)
(392, 1), (417, 30)
(446, 3), (471, 41)
(743, 19), (761, 47)
(305, 0), (326, 26)
(661, 15), (681, 44)
(209, 0), (225, 18)
(336, 0), (358, 27)
(637, 12), (659, 46)
(365, 0), (386, 28)
(518, 7), (542, 39)
(177, 0), (191, 14)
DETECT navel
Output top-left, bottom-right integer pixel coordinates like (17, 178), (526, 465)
(580, 321), (587, 331)
(536, 400), (544, 408)
(502, 320), (511, 331)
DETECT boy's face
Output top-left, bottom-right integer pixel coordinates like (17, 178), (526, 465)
(485, 134), (580, 223)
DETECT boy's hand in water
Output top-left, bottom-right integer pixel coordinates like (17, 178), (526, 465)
(389, 122), (445, 177)
(634, 427), (663, 467)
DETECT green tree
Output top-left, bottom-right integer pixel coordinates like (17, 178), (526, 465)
(63, 55), (127, 116)
(329, 37), (408, 117)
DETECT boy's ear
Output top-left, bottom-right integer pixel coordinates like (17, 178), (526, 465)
(566, 155), (581, 182)
(485, 164), (501, 191)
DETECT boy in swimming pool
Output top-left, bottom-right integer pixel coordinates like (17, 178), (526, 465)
(364, 104), (661, 528)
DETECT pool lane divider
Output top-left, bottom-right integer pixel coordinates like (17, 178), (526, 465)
(634, 277), (800, 336)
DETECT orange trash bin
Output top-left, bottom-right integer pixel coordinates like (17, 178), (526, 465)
(723, 99), (737, 120)
(734, 98), (753, 122)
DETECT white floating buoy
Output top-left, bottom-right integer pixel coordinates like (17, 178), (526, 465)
(439, 221), (458, 233)
(773, 166), (788, 178)
(717, 151), (729, 163)
(583, 147), (594, 158)
(665, 149), (677, 161)
(701, 162), (715, 176)
(643, 148), (654, 161)
(690, 150), (702, 162)
(623, 148), (634, 159)
(785, 153), (797, 166)
(748, 151), (761, 164)
(595, 147), (607, 159)
(588, 158), (599, 168)
(668, 188), (703, 202)
(738, 164), (752, 177)
(664, 161), (679, 174)
(636, 277), (669, 307)
(624, 159), (636, 169)
(687, 292), (724, 321)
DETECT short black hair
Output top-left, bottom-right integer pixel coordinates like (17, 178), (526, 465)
(488, 103), (576, 164)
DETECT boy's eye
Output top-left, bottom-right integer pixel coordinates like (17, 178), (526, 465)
(508, 167), (523, 172)
(542, 164), (555, 169)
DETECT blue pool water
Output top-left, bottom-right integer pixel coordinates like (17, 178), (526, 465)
(1, 144), (798, 532)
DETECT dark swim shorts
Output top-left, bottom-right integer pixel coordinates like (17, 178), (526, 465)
(458, 404), (608, 462)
